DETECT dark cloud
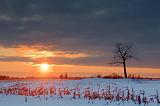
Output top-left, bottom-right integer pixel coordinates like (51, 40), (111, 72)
(0, 56), (31, 62)
(0, 0), (160, 68)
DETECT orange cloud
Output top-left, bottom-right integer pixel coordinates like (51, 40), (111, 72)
(23, 50), (54, 58)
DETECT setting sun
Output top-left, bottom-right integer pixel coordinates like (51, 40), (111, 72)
(40, 63), (49, 73)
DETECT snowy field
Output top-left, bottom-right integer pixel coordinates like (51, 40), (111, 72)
(0, 78), (160, 106)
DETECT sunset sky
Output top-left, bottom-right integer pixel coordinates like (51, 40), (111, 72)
(0, 0), (160, 77)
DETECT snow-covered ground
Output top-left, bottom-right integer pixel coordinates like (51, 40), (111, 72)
(0, 78), (160, 106)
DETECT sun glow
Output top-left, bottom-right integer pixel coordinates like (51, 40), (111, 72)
(40, 63), (49, 73)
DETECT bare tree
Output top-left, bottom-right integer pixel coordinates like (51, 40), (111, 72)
(109, 42), (136, 78)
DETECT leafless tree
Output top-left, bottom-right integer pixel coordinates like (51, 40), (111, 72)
(109, 42), (136, 78)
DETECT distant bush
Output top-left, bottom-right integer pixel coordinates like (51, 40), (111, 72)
(59, 73), (68, 79)
(96, 75), (102, 78)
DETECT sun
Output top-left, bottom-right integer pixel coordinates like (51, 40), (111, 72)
(40, 63), (49, 73)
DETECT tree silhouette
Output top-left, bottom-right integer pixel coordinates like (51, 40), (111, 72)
(109, 42), (136, 78)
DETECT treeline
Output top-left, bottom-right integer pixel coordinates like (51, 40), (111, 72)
(0, 73), (157, 80)
(0, 74), (86, 80)
(58, 73), (153, 80)
(0, 75), (10, 79)
(0, 75), (20, 80)
(95, 73), (150, 79)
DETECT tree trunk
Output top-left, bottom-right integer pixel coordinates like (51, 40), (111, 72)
(123, 60), (127, 78)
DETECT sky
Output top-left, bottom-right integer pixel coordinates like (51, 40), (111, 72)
(0, 0), (160, 77)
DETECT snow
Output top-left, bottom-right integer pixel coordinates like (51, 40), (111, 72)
(0, 78), (160, 106)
